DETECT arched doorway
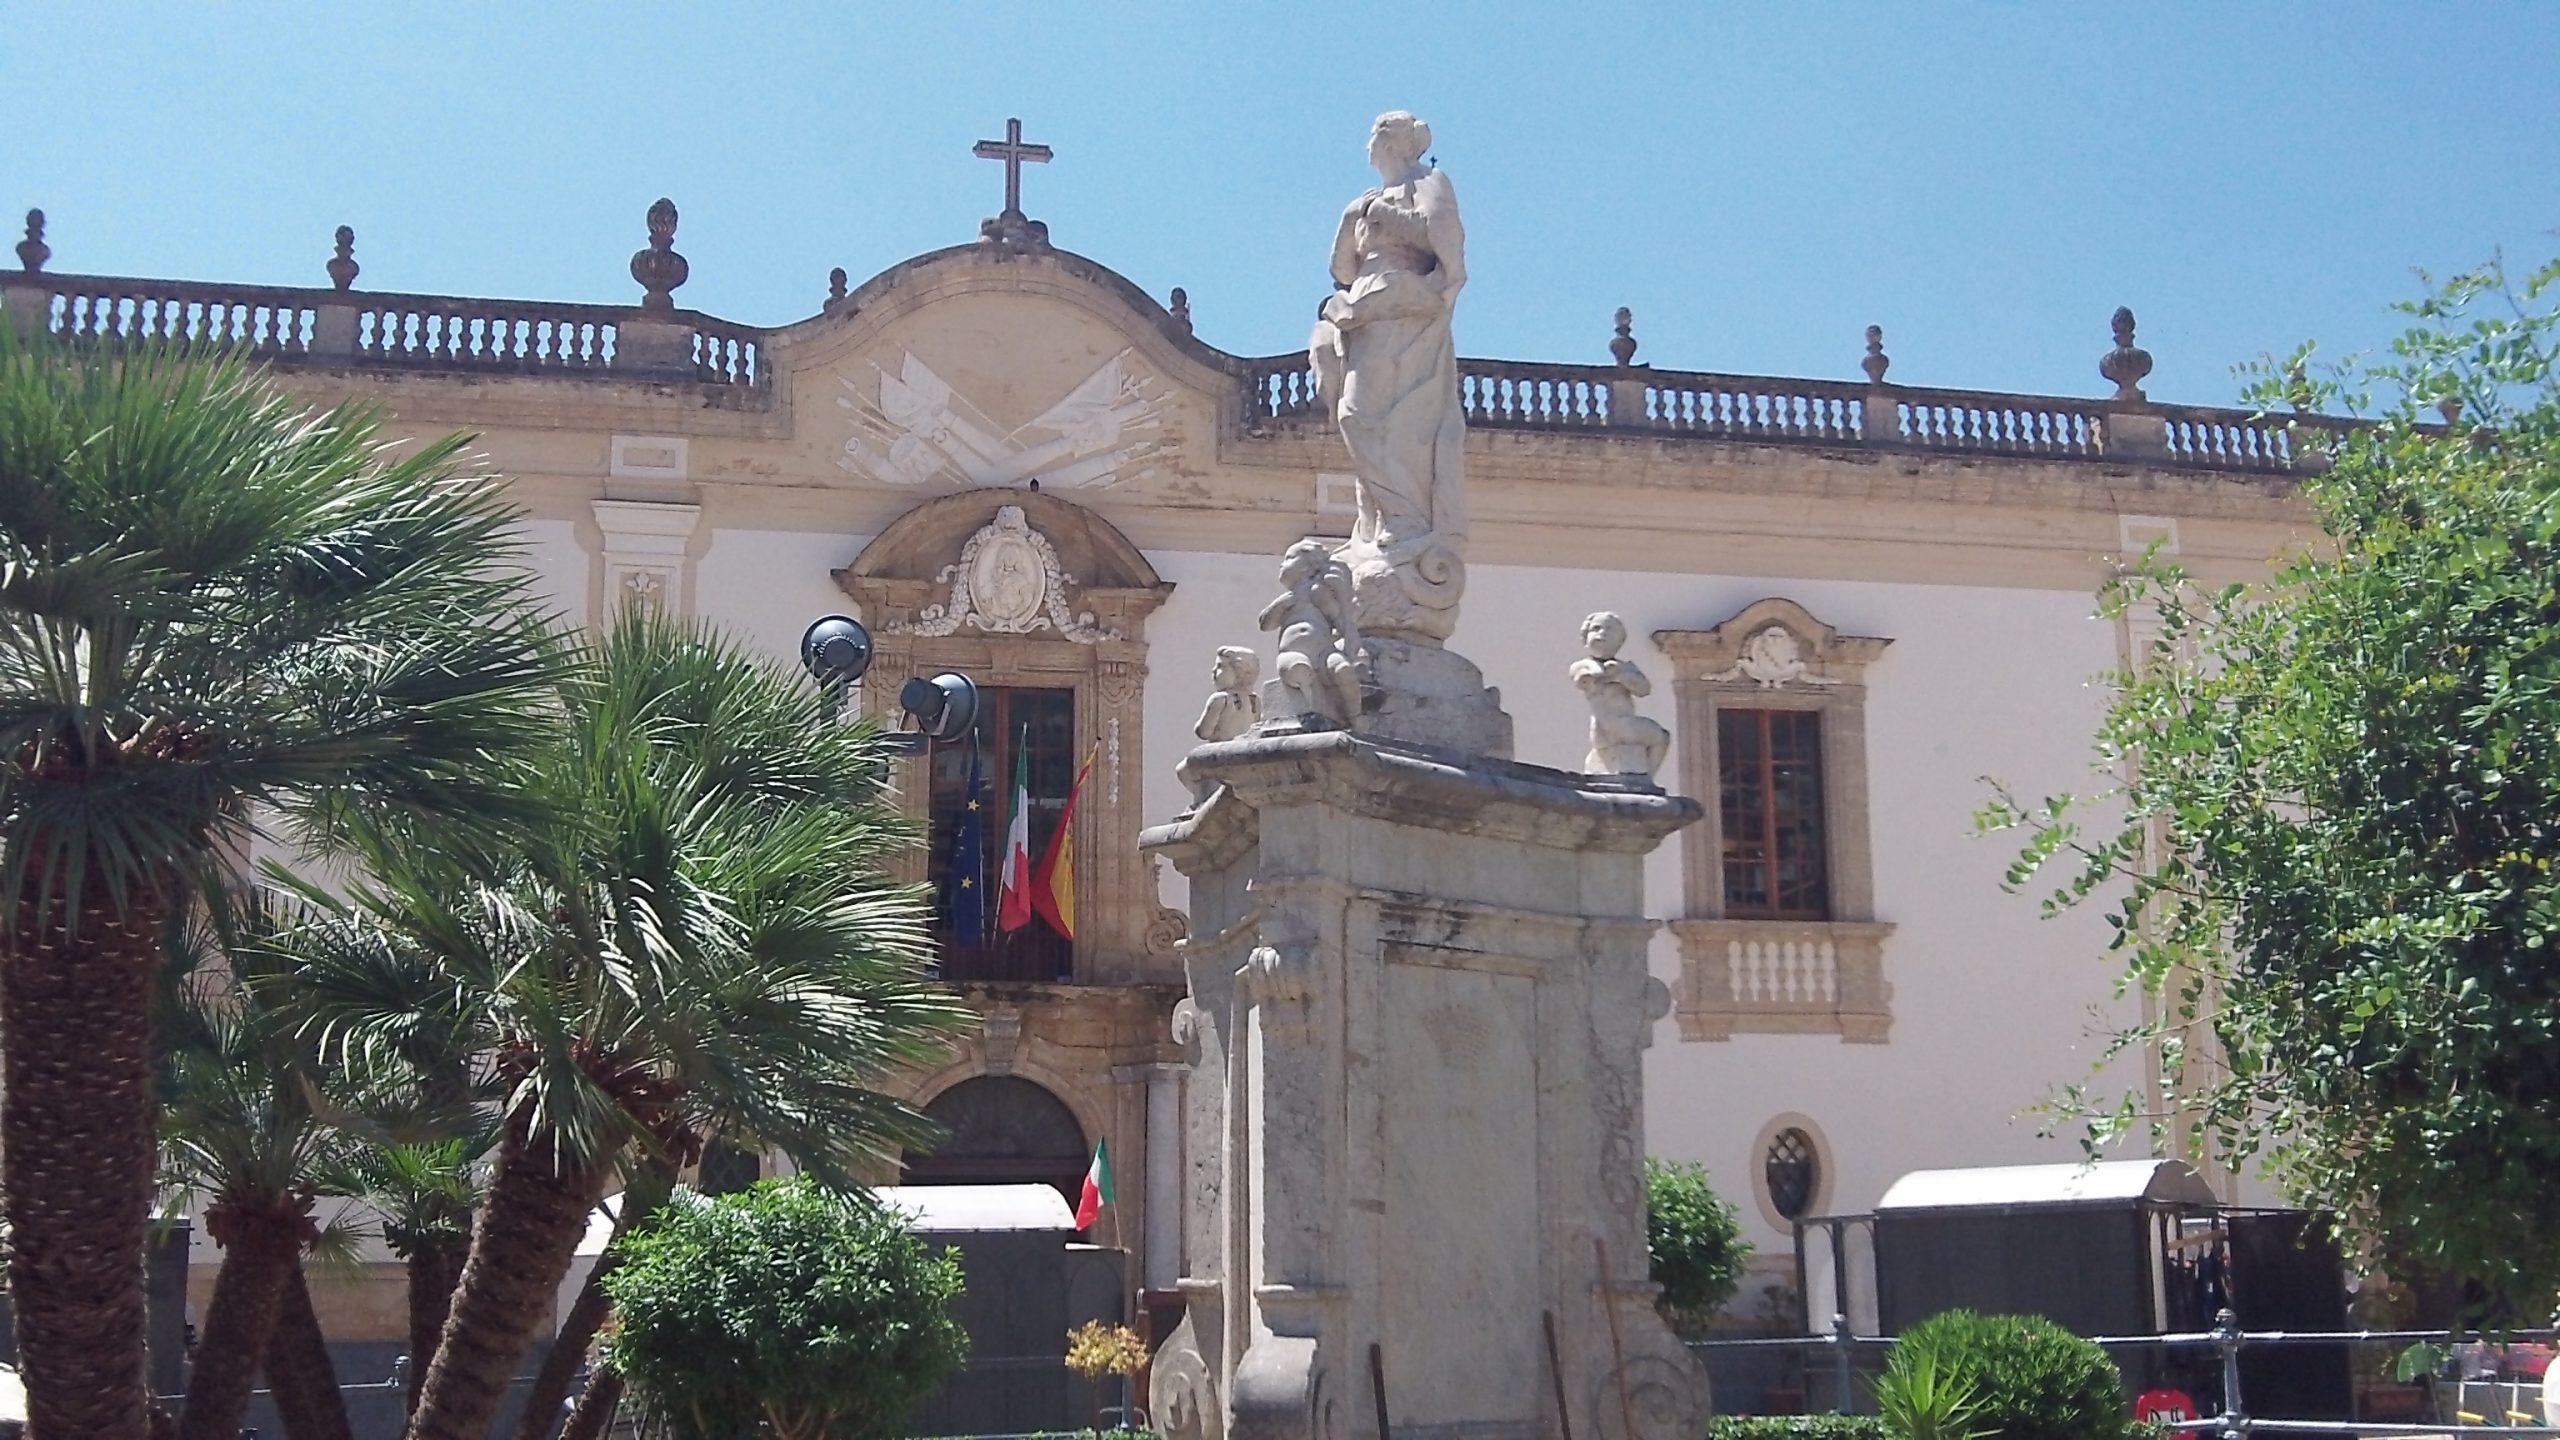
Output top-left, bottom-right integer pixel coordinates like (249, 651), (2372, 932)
(902, 1075), (1089, 1205)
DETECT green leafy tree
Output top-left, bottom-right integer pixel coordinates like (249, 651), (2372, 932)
(603, 1179), (968, 1440)
(0, 330), (555, 1439)
(1643, 1157), (1752, 1334)
(277, 609), (969, 1440)
(1983, 254), (2560, 1310)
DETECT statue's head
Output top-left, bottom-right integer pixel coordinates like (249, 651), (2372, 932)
(1212, 645), (1259, 690)
(1580, 611), (1626, 658)
(1368, 111), (1431, 174)
(1280, 537), (1332, 584)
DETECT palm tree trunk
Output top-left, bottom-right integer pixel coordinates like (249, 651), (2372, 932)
(558, 1367), (621, 1440)
(176, 1201), (305, 1440)
(1, 896), (165, 1440)
(405, 1110), (608, 1440)
(404, 1237), (468, 1415)
(511, 1158), (674, 1440)
(262, 1262), (351, 1440)
(509, 1254), (616, 1440)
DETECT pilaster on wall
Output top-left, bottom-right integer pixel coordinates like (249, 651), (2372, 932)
(591, 498), (701, 623)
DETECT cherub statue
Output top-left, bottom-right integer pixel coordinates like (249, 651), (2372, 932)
(1258, 539), (1363, 723)
(1570, 611), (1669, 777)
(1194, 646), (1263, 742)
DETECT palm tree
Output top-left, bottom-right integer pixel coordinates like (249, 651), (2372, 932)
(280, 609), (968, 1440)
(325, 1136), (485, 1416)
(0, 330), (557, 1439)
(157, 896), (405, 1440)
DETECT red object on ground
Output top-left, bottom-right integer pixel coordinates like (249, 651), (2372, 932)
(2136, 1388), (2199, 1423)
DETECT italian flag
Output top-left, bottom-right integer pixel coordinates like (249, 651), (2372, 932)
(1029, 750), (1094, 939)
(1075, 1138), (1114, 1229)
(996, 740), (1035, 932)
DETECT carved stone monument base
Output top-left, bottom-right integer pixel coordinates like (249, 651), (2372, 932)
(1352, 636), (1512, 759)
(1142, 731), (1705, 1440)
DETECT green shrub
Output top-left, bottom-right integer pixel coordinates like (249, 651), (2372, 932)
(1871, 1329), (1991, 1440)
(604, 1179), (969, 1440)
(1706, 1415), (1887, 1440)
(1892, 1311), (2127, 1440)
(1646, 1158), (1752, 1334)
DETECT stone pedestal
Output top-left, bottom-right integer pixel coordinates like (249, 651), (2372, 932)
(1141, 730), (1704, 1440)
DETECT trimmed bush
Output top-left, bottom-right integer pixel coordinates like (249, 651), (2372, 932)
(1706, 1415), (1888, 1440)
(604, 1179), (969, 1440)
(1892, 1311), (2128, 1440)
(1646, 1158), (1752, 1334)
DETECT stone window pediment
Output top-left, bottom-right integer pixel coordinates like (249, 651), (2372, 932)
(1655, 599), (1896, 1044)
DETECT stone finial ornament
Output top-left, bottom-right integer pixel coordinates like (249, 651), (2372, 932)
(16, 210), (47, 274)
(824, 266), (849, 314)
(1570, 611), (1669, 778)
(974, 117), (1055, 253)
(1194, 646), (1262, 742)
(2101, 305), (2152, 404)
(326, 226), (359, 291)
(1610, 307), (1639, 367)
(1257, 538), (1362, 724)
(1169, 287), (1192, 333)
(1862, 324), (1890, 384)
(629, 197), (688, 313)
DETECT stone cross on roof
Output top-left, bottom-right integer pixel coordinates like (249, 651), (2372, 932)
(973, 118), (1054, 252)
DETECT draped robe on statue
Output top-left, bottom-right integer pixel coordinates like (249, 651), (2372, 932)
(1310, 166), (1468, 639)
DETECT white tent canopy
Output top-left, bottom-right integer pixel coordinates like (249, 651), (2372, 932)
(1877, 1159), (2218, 1213)
(875, 1182), (1076, 1233)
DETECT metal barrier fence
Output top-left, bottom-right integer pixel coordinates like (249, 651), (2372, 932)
(160, 1364), (547, 1440)
(1687, 1313), (2560, 1437)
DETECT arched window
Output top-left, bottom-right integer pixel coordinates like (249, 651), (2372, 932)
(902, 1076), (1089, 1204)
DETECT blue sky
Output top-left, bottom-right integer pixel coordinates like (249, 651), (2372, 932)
(11, 3), (2557, 405)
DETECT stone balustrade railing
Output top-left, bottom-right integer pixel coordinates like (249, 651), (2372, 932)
(0, 271), (766, 395)
(0, 266), (2342, 474)
(1236, 351), (2353, 474)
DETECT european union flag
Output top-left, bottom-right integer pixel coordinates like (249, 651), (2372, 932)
(943, 747), (988, 943)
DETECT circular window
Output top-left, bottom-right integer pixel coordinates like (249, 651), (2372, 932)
(1763, 1126), (1820, 1222)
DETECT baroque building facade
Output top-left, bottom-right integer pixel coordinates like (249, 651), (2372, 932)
(4, 188), (2320, 1335)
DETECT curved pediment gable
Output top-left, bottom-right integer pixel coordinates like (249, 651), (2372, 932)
(1653, 597), (1892, 690)
(835, 489), (1169, 640)
(767, 245), (1252, 500)
(793, 243), (1233, 378)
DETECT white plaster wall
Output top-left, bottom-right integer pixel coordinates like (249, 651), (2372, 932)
(517, 517), (587, 632)
(692, 527), (875, 665)
(1139, 550), (2144, 1258)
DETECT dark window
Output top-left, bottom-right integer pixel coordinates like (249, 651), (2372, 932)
(1764, 1127), (1819, 1221)
(902, 1075), (1089, 1205)
(1718, 709), (1829, 919)
(696, 1138), (762, 1196)
(927, 686), (1077, 983)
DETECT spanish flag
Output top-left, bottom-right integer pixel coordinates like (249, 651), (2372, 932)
(1029, 749), (1094, 939)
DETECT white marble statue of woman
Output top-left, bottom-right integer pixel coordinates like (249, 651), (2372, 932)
(1570, 612), (1669, 778)
(1309, 110), (1468, 642)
